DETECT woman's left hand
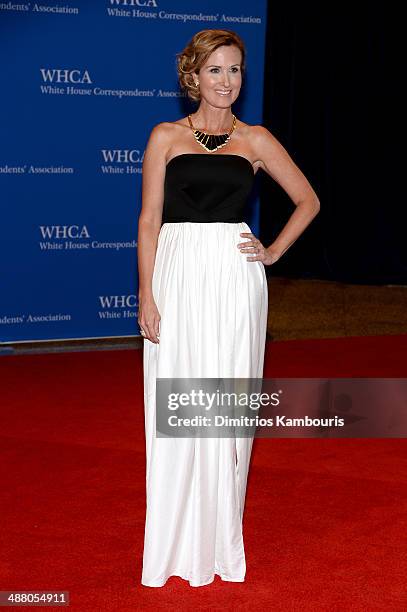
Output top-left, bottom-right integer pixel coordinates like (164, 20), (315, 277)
(237, 232), (281, 266)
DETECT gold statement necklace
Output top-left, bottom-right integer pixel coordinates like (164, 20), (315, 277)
(188, 113), (237, 152)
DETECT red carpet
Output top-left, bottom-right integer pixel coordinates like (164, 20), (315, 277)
(0, 335), (406, 610)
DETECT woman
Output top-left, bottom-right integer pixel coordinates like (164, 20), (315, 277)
(137, 29), (320, 587)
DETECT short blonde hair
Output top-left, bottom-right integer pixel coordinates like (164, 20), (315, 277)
(176, 29), (246, 102)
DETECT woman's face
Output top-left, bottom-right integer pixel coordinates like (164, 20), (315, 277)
(194, 44), (243, 109)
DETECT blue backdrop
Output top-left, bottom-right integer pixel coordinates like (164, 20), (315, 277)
(0, 0), (267, 344)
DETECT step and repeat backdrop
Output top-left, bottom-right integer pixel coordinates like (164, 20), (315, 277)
(0, 0), (267, 343)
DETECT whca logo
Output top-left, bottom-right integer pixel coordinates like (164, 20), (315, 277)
(101, 150), (142, 164)
(39, 226), (90, 239)
(40, 69), (92, 84)
(98, 295), (138, 308)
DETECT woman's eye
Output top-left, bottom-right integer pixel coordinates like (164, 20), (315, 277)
(209, 67), (240, 73)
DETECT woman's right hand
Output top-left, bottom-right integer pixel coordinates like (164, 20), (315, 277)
(138, 293), (161, 344)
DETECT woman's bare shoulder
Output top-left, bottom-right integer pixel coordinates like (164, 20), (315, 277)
(239, 123), (283, 155)
(147, 119), (189, 145)
(145, 120), (190, 162)
(236, 120), (269, 135)
(151, 118), (189, 132)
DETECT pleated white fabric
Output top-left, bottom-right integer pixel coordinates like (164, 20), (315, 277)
(142, 221), (268, 587)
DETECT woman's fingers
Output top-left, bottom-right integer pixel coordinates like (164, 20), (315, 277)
(144, 323), (158, 343)
(238, 232), (261, 252)
(238, 236), (263, 258)
(239, 242), (258, 251)
(237, 234), (269, 262)
(139, 318), (160, 343)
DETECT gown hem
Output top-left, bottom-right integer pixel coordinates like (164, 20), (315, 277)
(141, 568), (245, 588)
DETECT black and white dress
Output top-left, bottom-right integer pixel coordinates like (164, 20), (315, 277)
(141, 153), (268, 587)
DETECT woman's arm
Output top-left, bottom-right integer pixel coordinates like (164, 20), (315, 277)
(137, 123), (169, 342)
(138, 123), (168, 297)
(252, 125), (321, 262)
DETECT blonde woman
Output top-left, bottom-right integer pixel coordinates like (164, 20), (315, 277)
(137, 29), (320, 587)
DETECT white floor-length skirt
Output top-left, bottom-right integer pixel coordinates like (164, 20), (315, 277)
(141, 221), (268, 587)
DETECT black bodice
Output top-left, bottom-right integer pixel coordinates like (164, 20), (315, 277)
(161, 153), (255, 224)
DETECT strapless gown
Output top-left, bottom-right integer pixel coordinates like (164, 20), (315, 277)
(141, 153), (268, 587)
